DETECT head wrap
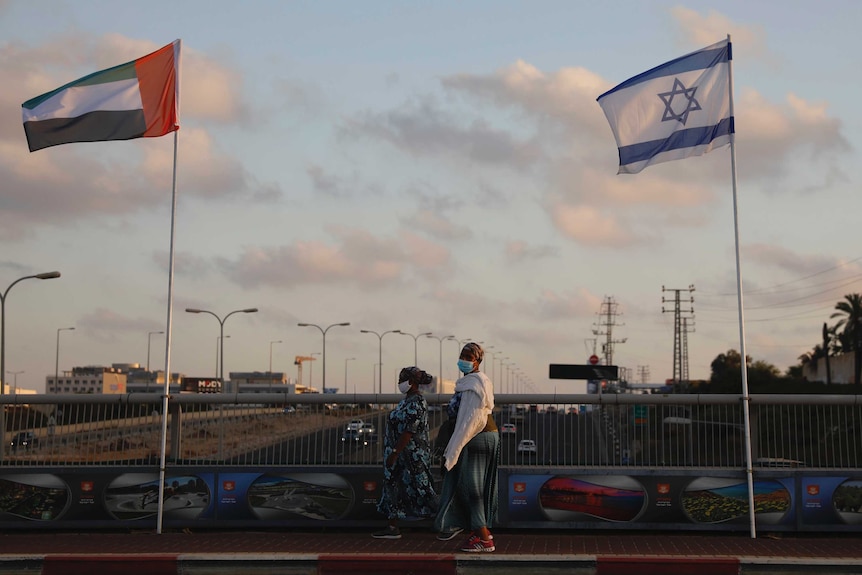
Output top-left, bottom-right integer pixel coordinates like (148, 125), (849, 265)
(461, 342), (484, 364)
(398, 366), (433, 387)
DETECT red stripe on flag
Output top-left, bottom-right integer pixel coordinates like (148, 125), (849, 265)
(135, 41), (179, 138)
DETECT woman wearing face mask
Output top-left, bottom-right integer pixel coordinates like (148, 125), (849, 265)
(434, 342), (499, 552)
(373, 366), (438, 539)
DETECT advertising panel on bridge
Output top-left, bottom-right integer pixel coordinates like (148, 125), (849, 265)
(1, 468), (861, 532)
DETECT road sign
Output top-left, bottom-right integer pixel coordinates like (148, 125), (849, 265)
(589, 354), (599, 365)
(549, 364), (619, 380)
(633, 404), (648, 425)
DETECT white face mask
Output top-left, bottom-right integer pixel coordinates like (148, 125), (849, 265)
(398, 380), (412, 394)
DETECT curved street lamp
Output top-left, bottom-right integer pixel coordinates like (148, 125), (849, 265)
(298, 322), (350, 391)
(186, 307), (258, 391)
(146, 331), (164, 391)
(399, 331), (432, 366)
(1, 271), (60, 396)
(360, 329), (402, 394)
(426, 333), (455, 388)
(0, 271), (59, 464)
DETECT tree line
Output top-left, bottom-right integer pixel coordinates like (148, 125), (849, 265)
(704, 293), (862, 394)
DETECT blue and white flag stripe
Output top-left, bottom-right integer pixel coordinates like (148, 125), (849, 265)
(597, 39), (733, 174)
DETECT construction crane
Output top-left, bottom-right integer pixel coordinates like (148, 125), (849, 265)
(294, 356), (316, 389)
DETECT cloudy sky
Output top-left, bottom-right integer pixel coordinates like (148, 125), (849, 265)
(0, 0), (858, 394)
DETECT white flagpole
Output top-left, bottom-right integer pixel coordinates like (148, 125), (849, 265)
(156, 129), (179, 534)
(155, 40), (182, 535)
(726, 33), (757, 539)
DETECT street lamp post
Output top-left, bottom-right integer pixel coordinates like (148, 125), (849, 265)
(147, 331), (164, 372)
(505, 363), (514, 394)
(309, 352), (321, 389)
(298, 322), (350, 391)
(1, 271), (60, 397)
(361, 329), (402, 394)
(6, 371), (23, 393)
(399, 331), (432, 366)
(55, 327), (75, 392)
(269, 340), (282, 373)
(344, 357), (355, 393)
(146, 330), (164, 391)
(426, 334), (455, 388)
(186, 307), (258, 392)
(216, 335), (230, 378)
(488, 350), (501, 381)
(483, 345), (494, 373)
(0, 271), (60, 462)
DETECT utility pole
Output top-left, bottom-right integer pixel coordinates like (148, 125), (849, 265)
(637, 365), (650, 385)
(662, 285), (695, 392)
(682, 317), (694, 384)
(592, 296), (626, 367)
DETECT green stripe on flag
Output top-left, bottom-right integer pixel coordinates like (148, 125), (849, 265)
(22, 60), (138, 110)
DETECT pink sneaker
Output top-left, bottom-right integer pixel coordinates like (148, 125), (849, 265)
(460, 533), (495, 552)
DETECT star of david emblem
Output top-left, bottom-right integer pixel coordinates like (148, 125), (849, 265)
(658, 78), (701, 125)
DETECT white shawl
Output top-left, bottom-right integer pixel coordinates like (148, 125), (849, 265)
(443, 371), (495, 471)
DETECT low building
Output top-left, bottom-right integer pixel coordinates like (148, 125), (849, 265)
(227, 372), (297, 394)
(803, 352), (855, 384)
(46, 366), (127, 394)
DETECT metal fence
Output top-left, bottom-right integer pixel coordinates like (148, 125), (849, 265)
(2, 393), (861, 471)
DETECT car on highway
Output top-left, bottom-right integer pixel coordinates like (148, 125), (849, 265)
(10, 431), (37, 452)
(282, 406), (296, 415)
(342, 428), (371, 447)
(517, 439), (537, 454)
(346, 419), (364, 431)
(501, 423), (517, 435)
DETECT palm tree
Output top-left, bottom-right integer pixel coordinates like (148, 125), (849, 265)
(823, 322), (832, 386)
(831, 293), (862, 391)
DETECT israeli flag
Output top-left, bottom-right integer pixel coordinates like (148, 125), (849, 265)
(597, 39), (733, 174)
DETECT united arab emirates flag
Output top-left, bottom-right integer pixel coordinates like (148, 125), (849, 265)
(22, 40), (180, 152)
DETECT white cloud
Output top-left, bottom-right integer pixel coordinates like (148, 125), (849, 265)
(216, 227), (452, 289)
(505, 240), (558, 263)
(670, 6), (768, 60)
(549, 204), (636, 248)
(77, 308), (162, 342)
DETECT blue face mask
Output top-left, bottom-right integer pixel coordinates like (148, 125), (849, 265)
(458, 359), (475, 374)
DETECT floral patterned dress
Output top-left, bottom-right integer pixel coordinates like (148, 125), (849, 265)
(377, 392), (438, 520)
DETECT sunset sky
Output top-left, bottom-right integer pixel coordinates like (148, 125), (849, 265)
(1, 0), (859, 393)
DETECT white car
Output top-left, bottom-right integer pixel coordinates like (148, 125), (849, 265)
(517, 439), (537, 453)
(501, 423), (517, 435)
(346, 419), (364, 431)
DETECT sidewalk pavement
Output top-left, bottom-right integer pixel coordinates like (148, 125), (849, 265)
(1, 528), (862, 574)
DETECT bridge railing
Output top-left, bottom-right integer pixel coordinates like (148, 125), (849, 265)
(2, 393), (861, 470)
